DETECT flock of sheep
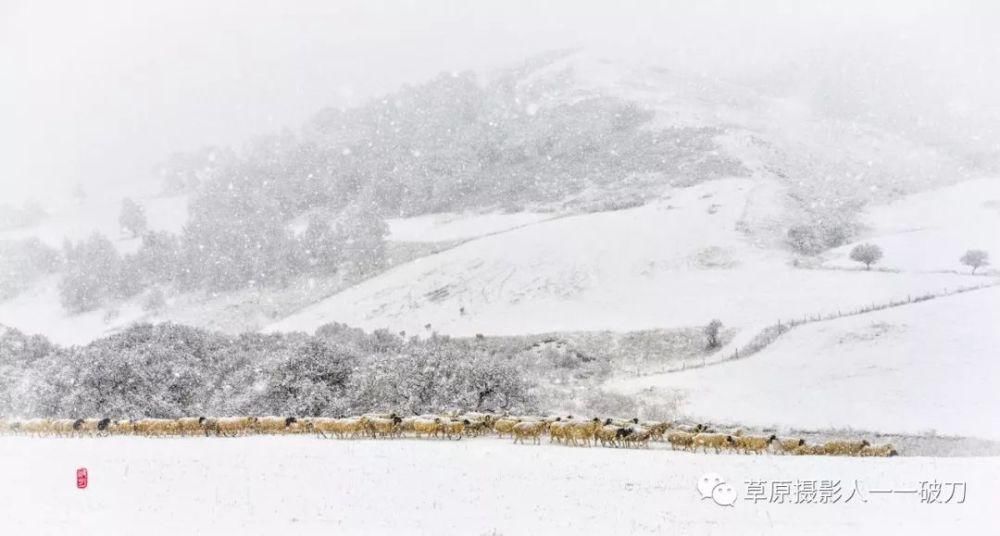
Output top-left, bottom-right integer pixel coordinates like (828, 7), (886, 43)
(0, 414), (898, 457)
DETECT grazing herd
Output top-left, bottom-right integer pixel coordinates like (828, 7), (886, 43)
(0, 415), (898, 457)
(664, 425), (897, 457)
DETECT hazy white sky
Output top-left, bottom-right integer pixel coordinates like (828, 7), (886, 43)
(1, 0), (998, 203)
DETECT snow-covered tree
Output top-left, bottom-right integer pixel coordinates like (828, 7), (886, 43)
(119, 197), (148, 238)
(300, 215), (342, 272)
(58, 234), (121, 312)
(960, 249), (990, 274)
(340, 197), (388, 276)
(849, 243), (883, 270)
(704, 319), (723, 349)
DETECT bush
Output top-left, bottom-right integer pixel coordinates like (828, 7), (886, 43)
(787, 221), (853, 255)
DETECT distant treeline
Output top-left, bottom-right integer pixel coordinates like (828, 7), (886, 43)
(0, 322), (534, 420)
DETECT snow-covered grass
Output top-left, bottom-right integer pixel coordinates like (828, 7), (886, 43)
(608, 285), (1000, 441)
(2, 436), (995, 535)
(0, 240), (448, 344)
(387, 211), (556, 243)
(824, 178), (1000, 273)
(0, 276), (146, 345)
(268, 178), (983, 337)
(0, 193), (188, 254)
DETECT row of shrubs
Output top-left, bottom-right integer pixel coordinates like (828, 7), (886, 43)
(0, 322), (534, 420)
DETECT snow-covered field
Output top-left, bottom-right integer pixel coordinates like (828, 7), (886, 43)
(608, 286), (1000, 440)
(2, 436), (996, 535)
(824, 178), (1000, 273)
(269, 178), (983, 337)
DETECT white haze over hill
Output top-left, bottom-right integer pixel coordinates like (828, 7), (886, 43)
(2, 0), (999, 204)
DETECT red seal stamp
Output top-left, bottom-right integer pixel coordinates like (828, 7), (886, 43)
(76, 467), (88, 489)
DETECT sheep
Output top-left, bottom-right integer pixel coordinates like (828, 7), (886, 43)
(18, 418), (52, 437)
(691, 433), (736, 454)
(596, 422), (623, 447)
(493, 418), (520, 438)
(460, 412), (495, 428)
(255, 416), (300, 435)
(132, 418), (178, 436)
(776, 438), (806, 454)
(444, 419), (469, 440)
(734, 434), (777, 455)
(176, 417), (207, 436)
(667, 431), (696, 451)
(72, 418), (107, 436)
(311, 417), (344, 439)
(0, 419), (22, 435)
(568, 418), (602, 447)
(411, 417), (445, 439)
(617, 426), (651, 448)
(820, 439), (871, 456)
(109, 419), (137, 436)
(680, 423), (714, 434)
(791, 444), (826, 456)
(548, 418), (573, 444)
(859, 444), (898, 457)
(464, 420), (491, 437)
(512, 420), (547, 445)
(608, 417), (641, 427)
(290, 417), (314, 434)
(212, 417), (257, 437)
(642, 421), (670, 442)
(56, 418), (80, 435)
(330, 417), (365, 439)
(48, 418), (77, 437)
(96, 417), (113, 434)
(365, 415), (403, 439)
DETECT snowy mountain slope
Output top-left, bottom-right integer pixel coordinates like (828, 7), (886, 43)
(0, 276), (146, 345)
(823, 178), (1000, 273)
(268, 178), (984, 337)
(386, 211), (558, 243)
(2, 53), (995, 346)
(515, 52), (977, 205)
(607, 285), (1000, 440)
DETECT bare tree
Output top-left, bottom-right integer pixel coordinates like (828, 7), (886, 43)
(704, 319), (723, 349)
(960, 249), (990, 274)
(849, 243), (883, 270)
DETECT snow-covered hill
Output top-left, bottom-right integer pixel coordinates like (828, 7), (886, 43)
(268, 178), (984, 337)
(386, 211), (558, 243)
(824, 178), (1000, 273)
(608, 285), (1000, 440)
(1, 53), (996, 347)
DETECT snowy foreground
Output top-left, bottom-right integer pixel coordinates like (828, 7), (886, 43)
(2, 436), (996, 535)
